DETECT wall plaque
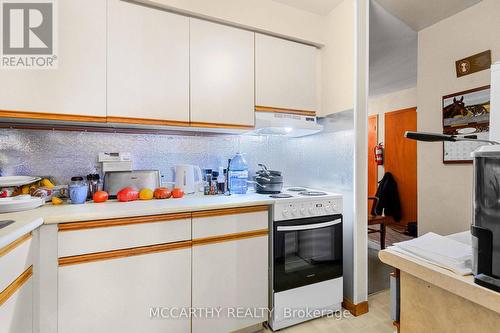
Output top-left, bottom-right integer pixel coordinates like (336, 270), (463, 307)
(456, 50), (491, 77)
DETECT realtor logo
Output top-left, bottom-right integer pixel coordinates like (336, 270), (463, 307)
(1, 0), (57, 68)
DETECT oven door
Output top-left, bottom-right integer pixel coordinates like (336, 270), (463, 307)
(273, 214), (342, 293)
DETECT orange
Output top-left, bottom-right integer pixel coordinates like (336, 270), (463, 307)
(139, 188), (154, 200)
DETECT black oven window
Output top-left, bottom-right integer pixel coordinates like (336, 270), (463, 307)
(274, 217), (343, 292)
(284, 229), (335, 273)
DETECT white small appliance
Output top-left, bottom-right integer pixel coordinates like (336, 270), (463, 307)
(98, 152), (132, 173)
(248, 111), (323, 138)
(174, 165), (202, 194)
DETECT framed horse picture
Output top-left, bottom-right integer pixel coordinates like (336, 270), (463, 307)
(442, 85), (491, 163)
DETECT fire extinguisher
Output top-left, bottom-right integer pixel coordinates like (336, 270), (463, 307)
(374, 143), (384, 166)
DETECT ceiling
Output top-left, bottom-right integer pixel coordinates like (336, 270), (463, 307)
(375, 0), (482, 31)
(369, 0), (417, 96)
(272, 0), (343, 15)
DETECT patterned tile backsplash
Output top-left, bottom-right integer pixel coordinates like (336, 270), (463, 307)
(0, 111), (354, 193)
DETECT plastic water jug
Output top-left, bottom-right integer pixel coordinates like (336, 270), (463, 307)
(228, 153), (248, 194)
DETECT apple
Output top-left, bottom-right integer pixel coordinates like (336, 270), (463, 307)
(116, 187), (139, 202)
(153, 187), (171, 199)
(93, 191), (109, 203)
(171, 188), (184, 199)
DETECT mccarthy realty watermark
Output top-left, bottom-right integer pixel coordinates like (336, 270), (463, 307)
(149, 306), (352, 320)
(1, 0), (58, 69)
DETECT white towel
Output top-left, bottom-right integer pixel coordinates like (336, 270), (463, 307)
(392, 232), (472, 276)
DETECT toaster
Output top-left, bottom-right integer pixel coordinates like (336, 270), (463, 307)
(103, 170), (161, 197)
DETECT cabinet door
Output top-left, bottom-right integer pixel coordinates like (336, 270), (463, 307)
(192, 236), (268, 333)
(192, 208), (269, 333)
(0, 273), (33, 333)
(107, 0), (190, 124)
(58, 249), (191, 333)
(256, 33), (318, 112)
(190, 19), (255, 127)
(0, 0), (106, 120)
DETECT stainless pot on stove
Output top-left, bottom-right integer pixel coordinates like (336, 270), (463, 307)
(252, 164), (283, 194)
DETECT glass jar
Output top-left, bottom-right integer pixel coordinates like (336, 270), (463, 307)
(69, 176), (88, 204)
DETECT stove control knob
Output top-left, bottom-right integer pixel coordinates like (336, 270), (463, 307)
(291, 208), (299, 217)
(325, 205), (333, 212)
(309, 207), (316, 214)
(282, 209), (290, 218)
(300, 207), (307, 216)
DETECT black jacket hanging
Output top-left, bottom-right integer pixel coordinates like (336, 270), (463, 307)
(371, 172), (402, 222)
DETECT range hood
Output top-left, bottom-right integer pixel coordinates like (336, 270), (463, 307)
(248, 111), (323, 138)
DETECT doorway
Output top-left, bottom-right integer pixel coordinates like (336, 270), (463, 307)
(367, 107), (417, 294)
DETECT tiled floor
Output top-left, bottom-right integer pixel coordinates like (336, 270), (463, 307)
(264, 290), (394, 333)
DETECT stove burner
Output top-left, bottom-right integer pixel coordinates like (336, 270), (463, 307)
(287, 187), (307, 192)
(298, 191), (327, 197)
(269, 193), (294, 199)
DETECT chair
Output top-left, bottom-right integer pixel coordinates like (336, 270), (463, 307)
(368, 196), (391, 249)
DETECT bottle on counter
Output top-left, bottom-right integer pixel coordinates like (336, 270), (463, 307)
(210, 171), (218, 195)
(203, 169), (212, 195)
(228, 153), (248, 194)
(217, 166), (225, 194)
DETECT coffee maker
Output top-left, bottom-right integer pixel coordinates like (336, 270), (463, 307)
(471, 145), (500, 291)
(404, 131), (500, 292)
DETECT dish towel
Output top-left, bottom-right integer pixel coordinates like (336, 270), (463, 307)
(390, 232), (472, 276)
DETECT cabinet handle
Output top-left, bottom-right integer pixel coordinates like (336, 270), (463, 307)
(277, 219), (341, 232)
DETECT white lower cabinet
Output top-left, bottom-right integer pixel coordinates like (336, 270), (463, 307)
(0, 274), (33, 333)
(192, 209), (269, 333)
(58, 248), (191, 333)
(0, 233), (34, 333)
(192, 236), (268, 333)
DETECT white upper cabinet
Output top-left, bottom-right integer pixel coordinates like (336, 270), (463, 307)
(255, 33), (318, 112)
(190, 19), (255, 127)
(107, 0), (190, 124)
(0, 0), (106, 119)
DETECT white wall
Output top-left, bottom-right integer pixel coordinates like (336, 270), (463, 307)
(320, 0), (355, 116)
(140, 0), (324, 45)
(417, 0), (500, 235)
(353, 0), (369, 305)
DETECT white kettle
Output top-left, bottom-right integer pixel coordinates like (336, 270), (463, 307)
(174, 165), (202, 194)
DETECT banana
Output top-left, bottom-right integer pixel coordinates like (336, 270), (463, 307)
(40, 178), (55, 189)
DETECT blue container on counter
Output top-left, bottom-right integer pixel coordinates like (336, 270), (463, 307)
(228, 153), (249, 194)
(69, 176), (88, 204)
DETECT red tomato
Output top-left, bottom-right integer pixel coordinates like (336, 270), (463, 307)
(116, 187), (139, 202)
(0, 190), (7, 198)
(171, 188), (184, 198)
(153, 187), (171, 199)
(93, 191), (109, 203)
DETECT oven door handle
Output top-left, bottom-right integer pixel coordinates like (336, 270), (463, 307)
(276, 218), (341, 232)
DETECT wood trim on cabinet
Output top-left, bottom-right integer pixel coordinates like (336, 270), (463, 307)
(58, 240), (192, 266)
(106, 116), (190, 127)
(0, 233), (32, 258)
(192, 205), (269, 218)
(192, 228), (268, 246)
(0, 109), (106, 123)
(255, 105), (316, 117)
(189, 121), (254, 130)
(342, 297), (369, 316)
(58, 212), (192, 232)
(0, 266), (32, 307)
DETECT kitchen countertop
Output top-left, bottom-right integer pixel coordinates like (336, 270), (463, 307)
(0, 193), (275, 249)
(379, 245), (500, 315)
